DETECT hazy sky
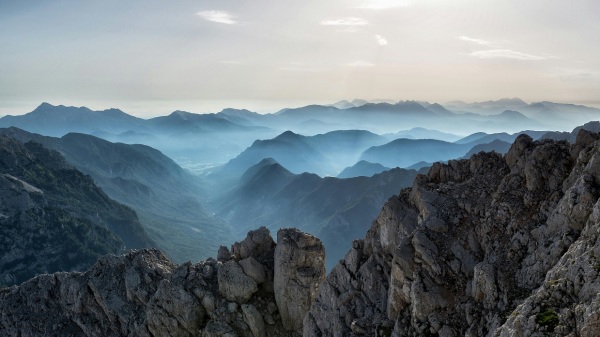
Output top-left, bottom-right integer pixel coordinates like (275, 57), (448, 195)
(1, 0), (599, 116)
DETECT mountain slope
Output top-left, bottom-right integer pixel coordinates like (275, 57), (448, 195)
(337, 160), (391, 178)
(360, 138), (472, 168)
(0, 103), (146, 137)
(215, 159), (420, 267)
(219, 130), (388, 177)
(0, 135), (155, 286)
(462, 139), (512, 158)
(0, 127), (230, 262)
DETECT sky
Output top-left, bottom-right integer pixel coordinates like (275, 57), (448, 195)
(1, 0), (599, 117)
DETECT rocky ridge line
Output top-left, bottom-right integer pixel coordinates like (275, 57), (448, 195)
(0, 227), (325, 337)
(305, 130), (600, 336)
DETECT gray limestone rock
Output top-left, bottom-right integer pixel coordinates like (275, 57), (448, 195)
(239, 256), (267, 285)
(274, 228), (325, 332)
(218, 261), (258, 304)
(241, 304), (266, 337)
(305, 135), (600, 336)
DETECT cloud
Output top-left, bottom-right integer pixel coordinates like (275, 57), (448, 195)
(320, 17), (368, 26)
(457, 36), (490, 46)
(345, 60), (375, 67)
(196, 10), (237, 24)
(356, 0), (411, 9)
(469, 49), (547, 60)
(375, 35), (388, 46)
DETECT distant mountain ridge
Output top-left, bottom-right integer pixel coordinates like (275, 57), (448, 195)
(219, 129), (389, 176)
(337, 160), (391, 178)
(214, 158), (421, 267)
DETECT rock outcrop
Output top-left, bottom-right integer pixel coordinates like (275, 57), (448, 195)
(0, 227), (325, 337)
(305, 130), (600, 336)
(275, 228), (326, 332)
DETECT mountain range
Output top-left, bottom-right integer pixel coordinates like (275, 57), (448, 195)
(213, 158), (425, 267)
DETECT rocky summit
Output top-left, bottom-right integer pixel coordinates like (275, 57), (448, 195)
(4, 130), (600, 336)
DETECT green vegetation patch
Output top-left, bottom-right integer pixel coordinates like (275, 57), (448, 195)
(536, 308), (559, 329)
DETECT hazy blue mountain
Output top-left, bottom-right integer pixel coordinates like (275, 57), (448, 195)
(0, 103), (279, 170)
(360, 138), (473, 168)
(294, 119), (355, 135)
(337, 160), (391, 178)
(147, 110), (260, 133)
(362, 129), (551, 168)
(444, 97), (528, 114)
(0, 103), (147, 137)
(542, 121), (600, 143)
(455, 130), (547, 145)
(424, 103), (455, 116)
(0, 135), (155, 285)
(214, 158), (420, 268)
(444, 99), (600, 130)
(384, 127), (462, 142)
(219, 131), (332, 176)
(407, 161), (434, 170)
(218, 130), (389, 176)
(328, 100), (356, 109)
(462, 139), (512, 158)
(0, 127), (230, 263)
(454, 132), (489, 144)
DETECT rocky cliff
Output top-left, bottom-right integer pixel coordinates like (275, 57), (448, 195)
(0, 227), (325, 337)
(305, 130), (600, 336)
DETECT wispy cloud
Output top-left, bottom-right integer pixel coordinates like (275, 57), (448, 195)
(196, 10), (237, 25)
(345, 60), (375, 67)
(356, 0), (411, 9)
(457, 36), (490, 46)
(320, 17), (368, 26)
(375, 35), (388, 46)
(469, 49), (547, 60)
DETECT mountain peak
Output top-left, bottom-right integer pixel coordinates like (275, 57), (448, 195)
(275, 130), (302, 140)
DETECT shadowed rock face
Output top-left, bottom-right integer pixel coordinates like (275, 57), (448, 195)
(0, 227), (325, 337)
(304, 130), (600, 336)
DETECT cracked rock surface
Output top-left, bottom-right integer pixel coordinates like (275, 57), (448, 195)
(0, 227), (325, 337)
(304, 130), (600, 337)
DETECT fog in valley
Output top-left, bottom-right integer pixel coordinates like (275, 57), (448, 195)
(2, 98), (600, 269)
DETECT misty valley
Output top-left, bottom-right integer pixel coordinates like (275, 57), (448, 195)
(1, 98), (599, 274)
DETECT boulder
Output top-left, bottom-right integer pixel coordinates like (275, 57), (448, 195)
(217, 261), (258, 304)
